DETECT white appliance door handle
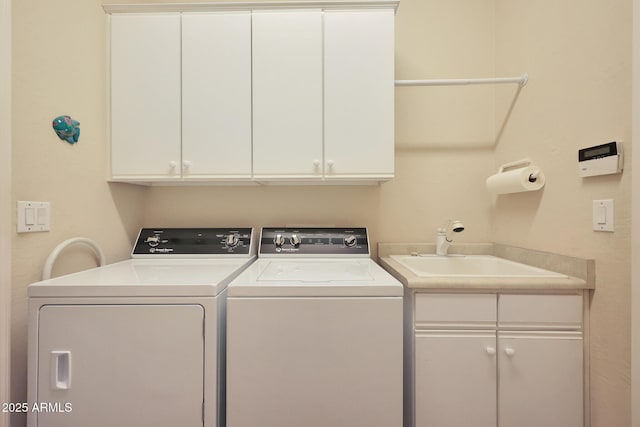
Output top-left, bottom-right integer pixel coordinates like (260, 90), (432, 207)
(51, 351), (71, 390)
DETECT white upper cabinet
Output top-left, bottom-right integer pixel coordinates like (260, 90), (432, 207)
(252, 11), (323, 180)
(110, 14), (181, 179)
(182, 12), (252, 181)
(324, 9), (395, 180)
(107, 2), (398, 184)
(111, 12), (252, 181)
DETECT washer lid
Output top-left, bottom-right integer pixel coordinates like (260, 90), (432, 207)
(28, 258), (255, 298)
(228, 259), (403, 297)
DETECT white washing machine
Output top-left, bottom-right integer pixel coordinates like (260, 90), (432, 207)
(226, 227), (403, 427)
(27, 228), (256, 427)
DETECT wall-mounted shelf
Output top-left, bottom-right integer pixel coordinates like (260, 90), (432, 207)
(395, 73), (528, 88)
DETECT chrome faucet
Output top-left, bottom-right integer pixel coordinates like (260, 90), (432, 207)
(436, 219), (465, 256)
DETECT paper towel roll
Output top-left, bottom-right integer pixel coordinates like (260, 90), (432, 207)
(486, 166), (545, 195)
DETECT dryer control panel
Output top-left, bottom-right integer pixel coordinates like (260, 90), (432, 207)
(132, 228), (254, 257)
(260, 227), (369, 256)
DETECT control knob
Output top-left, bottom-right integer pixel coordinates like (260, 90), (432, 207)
(290, 234), (301, 248)
(344, 235), (357, 248)
(145, 235), (160, 248)
(226, 234), (239, 248)
(274, 234), (285, 248)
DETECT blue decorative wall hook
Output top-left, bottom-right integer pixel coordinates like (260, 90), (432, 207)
(52, 116), (80, 144)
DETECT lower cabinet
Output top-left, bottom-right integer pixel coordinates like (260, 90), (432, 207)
(410, 292), (585, 427)
(498, 332), (583, 427)
(415, 331), (497, 427)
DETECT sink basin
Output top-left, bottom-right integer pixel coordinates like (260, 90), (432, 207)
(390, 254), (567, 278)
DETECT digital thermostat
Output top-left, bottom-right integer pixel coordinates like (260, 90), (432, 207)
(578, 141), (623, 177)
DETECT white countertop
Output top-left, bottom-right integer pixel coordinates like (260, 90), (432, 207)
(378, 243), (594, 290)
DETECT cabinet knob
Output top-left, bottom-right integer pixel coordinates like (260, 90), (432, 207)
(485, 347), (496, 356)
(168, 161), (177, 169)
(327, 160), (335, 168)
(504, 347), (516, 357)
(183, 160), (192, 170)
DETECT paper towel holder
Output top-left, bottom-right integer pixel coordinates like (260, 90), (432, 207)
(486, 158), (545, 196)
(497, 158), (540, 183)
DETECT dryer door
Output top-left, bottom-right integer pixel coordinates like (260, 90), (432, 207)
(34, 304), (204, 427)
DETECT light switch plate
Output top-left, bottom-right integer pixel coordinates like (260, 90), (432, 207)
(592, 199), (614, 232)
(17, 201), (50, 233)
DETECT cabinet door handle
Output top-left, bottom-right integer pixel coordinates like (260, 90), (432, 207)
(504, 347), (516, 357)
(168, 161), (177, 169)
(51, 351), (71, 390)
(485, 347), (496, 355)
(183, 160), (192, 170)
(327, 160), (335, 169)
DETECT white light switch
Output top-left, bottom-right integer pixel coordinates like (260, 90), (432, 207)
(592, 199), (614, 232)
(17, 201), (51, 233)
(25, 208), (35, 226)
(37, 207), (48, 225)
(596, 206), (606, 224)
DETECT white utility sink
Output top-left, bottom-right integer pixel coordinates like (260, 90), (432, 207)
(390, 254), (567, 278)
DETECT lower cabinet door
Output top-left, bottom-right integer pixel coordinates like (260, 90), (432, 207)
(498, 332), (583, 427)
(34, 305), (204, 427)
(415, 331), (497, 427)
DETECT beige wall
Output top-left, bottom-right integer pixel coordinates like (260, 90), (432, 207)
(633, 0), (640, 424)
(10, 0), (146, 425)
(144, 0), (496, 244)
(9, 1), (632, 427)
(1, 0), (11, 425)
(494, 1), (632, 426)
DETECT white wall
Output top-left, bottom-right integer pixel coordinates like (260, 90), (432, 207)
(0, 0), (11, 426)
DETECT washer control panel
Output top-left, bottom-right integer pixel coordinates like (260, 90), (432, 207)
(132, 228), (254, 257)
(260, 227), (369, 256)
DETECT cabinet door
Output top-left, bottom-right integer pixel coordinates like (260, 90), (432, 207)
(182, 13), (252, 180)
(252, 11), (323, 179)
(324, 10), (395, 179)
(35, 305), (204, 427)
(498, 332), (583, 427)
(110, 14), (181, 179)
(415, 331), (497, 427)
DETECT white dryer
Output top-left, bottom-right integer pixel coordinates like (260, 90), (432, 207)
(27, 228), (256, 427)
(226, 227), (403, 427)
